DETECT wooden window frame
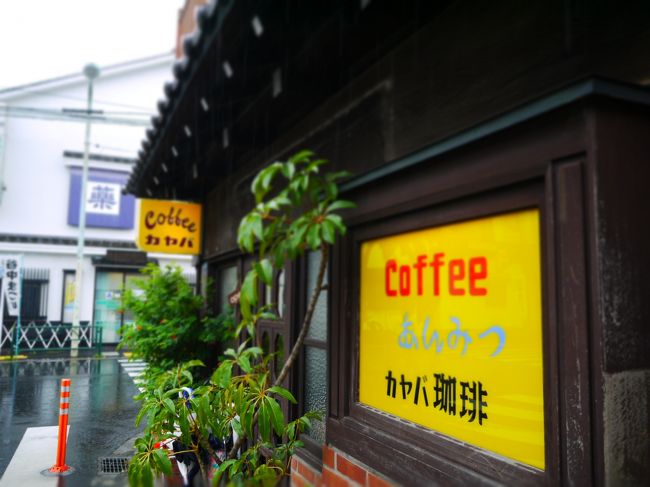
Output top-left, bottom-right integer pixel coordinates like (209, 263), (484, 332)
(292, 251), (329, 466)
(328, 158), (593, 485)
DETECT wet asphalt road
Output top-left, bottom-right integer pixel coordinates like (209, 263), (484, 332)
(0, 357), (142, 486)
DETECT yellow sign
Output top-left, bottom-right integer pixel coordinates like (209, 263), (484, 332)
(137, 199), (202, 255)
(359, 209), (544, 469)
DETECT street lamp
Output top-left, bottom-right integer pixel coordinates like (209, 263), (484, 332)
(71, 63), (100, 358)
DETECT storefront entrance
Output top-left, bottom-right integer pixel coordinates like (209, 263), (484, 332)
(93, 270), (141, 343)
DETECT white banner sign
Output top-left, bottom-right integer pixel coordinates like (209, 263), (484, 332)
(1, 255), (22, 316)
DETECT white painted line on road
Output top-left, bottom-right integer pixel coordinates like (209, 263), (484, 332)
(118, 360), (148, 389)
(0, 426), (69, 486)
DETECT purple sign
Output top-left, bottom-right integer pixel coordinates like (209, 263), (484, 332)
(68, 168), (135, 229)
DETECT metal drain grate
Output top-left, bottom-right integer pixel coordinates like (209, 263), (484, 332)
(98, 457), (129, 474)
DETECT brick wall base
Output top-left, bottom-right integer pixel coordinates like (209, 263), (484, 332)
(291, 445), (395, 487)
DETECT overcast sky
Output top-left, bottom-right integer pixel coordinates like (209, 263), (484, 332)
(0, 0), (185, 90)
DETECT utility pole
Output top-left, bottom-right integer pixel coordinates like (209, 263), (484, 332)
(71, 63), (100, 358)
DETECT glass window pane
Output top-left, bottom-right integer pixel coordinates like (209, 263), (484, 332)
(217, 265), (238, 312)
(277, 270), (285, 318)
(93, 271), (124, 343)
(265, 283), (272, 308)
(304, 346), (327, 443)
(62, 272), (76, 323)
(124, 273), (147, 325)
(274, 333), (284, 378)
(306, 251), (327, 341)
(262, 331), (270, 354)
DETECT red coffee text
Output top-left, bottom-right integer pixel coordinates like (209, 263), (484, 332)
(385, 253), (488, 297)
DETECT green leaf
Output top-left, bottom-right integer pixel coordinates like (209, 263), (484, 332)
(321, 219), (336, 244)
(240, 270), (258, 310)
(239, 270), (258, 321)
(237, 216), (255, 252)
(212, 361), (233, 387)
(326, 170), (352, 181)
(306, 224), (321, 250)
(153, 448), (172, 476)
(326, 214), (346, 235)
(184, 359), (205, 368)
(274, 195), (291, 207)
(141, 463), (154, 487)
(162, 398), (175, 415)
(299, 415), (312, 430)
(327, 199), (356, 212)
(268, 385), (297, 404)
(242, 403), (255, 437)
(258, 402), (271, 442)
(238, 354), (252, 373)
(281, 161), (295, 180)
(306, 159), (327, 174)
(266, 397), (285, 436)
(288, 150), (314, 165)
(135, 405), (149, 427)
(251, 213), (263, 240)
(255, 258), (273, 287)
(230, 417), (243, 437)
(245, 346), (264, 357)
(178, 407), (191, 443)
(289, 222), (309, 250)
(214, 459), (237, 485)
(181, 370), (193, 383)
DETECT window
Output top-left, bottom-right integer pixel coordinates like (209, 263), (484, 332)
(21, 268), (49, 321)
(61, 270), (75, 322)
(216, 264), (238, 313)
(299, 250), (328, 449)
(328, 181), (561, 485)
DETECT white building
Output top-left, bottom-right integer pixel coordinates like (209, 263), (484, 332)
(0, 53), (194, 346)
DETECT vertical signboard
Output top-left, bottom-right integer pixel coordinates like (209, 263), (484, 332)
(359, 209), (545, 469)
(1, 255), (22, 316)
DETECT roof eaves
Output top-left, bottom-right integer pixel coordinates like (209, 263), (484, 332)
(127, 0), (233, 196)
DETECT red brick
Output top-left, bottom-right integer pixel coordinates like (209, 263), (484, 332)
(292, 457), (299, 471)
(367, 472), (395, 487)
(292, 471), (307, 487)
(322, 466), (349, 487)
(323, 445), (336, 469)
(297, 460), (317, 483)
(336, 455), (367, 485)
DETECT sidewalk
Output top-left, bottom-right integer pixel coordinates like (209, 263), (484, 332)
(0, 355), (142, 486)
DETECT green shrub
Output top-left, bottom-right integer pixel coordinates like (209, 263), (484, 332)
(120, 264), (233, 370)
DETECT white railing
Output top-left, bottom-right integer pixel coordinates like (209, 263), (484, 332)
(0, 321), (102, 352)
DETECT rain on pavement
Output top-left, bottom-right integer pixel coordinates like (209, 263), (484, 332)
(0, 357), (142, 486)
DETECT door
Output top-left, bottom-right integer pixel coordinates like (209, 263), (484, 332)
(93, 270), (143, 343)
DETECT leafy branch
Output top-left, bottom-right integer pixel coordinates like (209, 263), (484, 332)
(127, 151), (352, 486)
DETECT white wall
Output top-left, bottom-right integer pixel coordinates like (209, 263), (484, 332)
(0, 56), (172, 239)
(0, 54), (196, 333)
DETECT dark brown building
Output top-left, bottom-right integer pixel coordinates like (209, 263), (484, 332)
(127, 1), (650, 485)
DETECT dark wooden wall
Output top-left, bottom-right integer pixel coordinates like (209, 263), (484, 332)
(193, 2), (650, 485)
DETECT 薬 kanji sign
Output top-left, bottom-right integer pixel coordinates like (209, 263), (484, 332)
(136, 199), (202, 255)
(359, 209), (545, 469)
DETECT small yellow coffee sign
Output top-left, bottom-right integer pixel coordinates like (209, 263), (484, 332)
(359, 209), (545, 469)
(136, 199), (202, 255)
